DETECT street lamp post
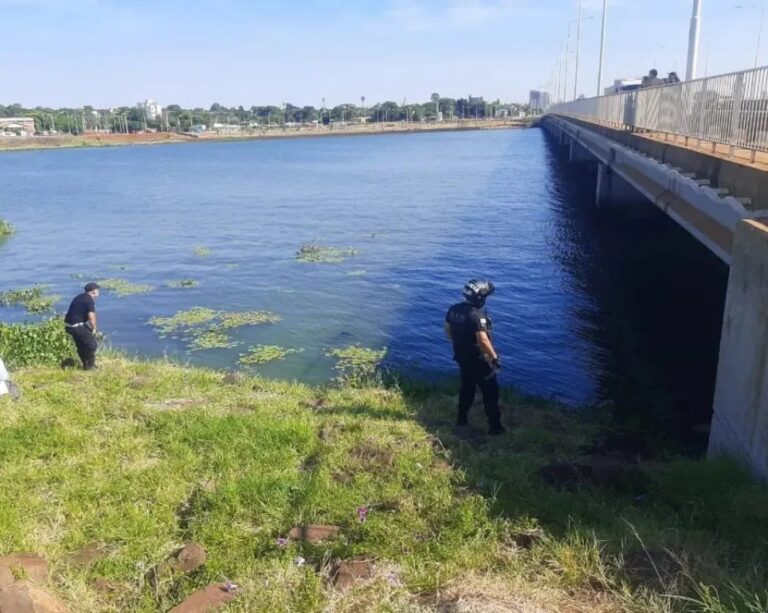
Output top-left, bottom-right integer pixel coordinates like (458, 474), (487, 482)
(597, 0), (608, 96)
(573, 0), (583, 100)
(686, 0), (703, 80)
(736, 3), (766, 69)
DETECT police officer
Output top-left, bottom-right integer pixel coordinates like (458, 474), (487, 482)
(444, 279), (504, 435)
(64, 282), (101, 370)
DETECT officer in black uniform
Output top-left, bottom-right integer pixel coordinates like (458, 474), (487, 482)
(64, 282), (101, 370)
(444, 279), (504, 435)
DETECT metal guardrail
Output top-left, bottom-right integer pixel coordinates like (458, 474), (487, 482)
(546, 66), (768, 159)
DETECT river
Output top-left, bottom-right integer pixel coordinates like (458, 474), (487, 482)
(0, 128), (729, 431)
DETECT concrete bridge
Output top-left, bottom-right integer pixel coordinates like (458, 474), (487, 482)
(541, 65), (768, 480)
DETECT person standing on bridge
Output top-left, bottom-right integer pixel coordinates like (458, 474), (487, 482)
(64, 282), (101, 370)
(444, 280), (504, 436)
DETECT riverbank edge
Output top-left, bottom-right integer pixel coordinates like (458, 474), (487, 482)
(0, 121), (529, 153)
(1, 346), (767, 612)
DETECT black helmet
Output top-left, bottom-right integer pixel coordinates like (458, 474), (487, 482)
(462, 279), (495, 307)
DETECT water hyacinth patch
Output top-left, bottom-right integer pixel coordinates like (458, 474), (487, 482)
(275, 537), (289, 549)
(167, 279), (199, 289)
(149, 307), (219, 336)
(296, 242), (359, 264)
(238, 345), (300, 366)
(188, 328), (237, 351)
(193, 246), (211, 257)
(326, 345), (387, 385)
(0, 218), (15, 237)
(0, 286), (60, 313)
(98, 278), (155, 297)
(219, 311), (281, 329)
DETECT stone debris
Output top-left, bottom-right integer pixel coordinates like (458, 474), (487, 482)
(172, 544), (207, 573)
(167, 583), (238, 613)
(287, 525), (340, 544)
(332, 558), (375, 590)
(511, 529), (546, 550)
(0, 580), (69, 613)
(0, 553), (49, 584)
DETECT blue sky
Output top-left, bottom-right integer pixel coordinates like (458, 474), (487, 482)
(0, 0), (761, 107)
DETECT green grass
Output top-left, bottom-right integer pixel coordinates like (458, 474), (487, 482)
(1, 356), (766, 612)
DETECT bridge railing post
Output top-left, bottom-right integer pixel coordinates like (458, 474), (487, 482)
(729, 73), (745, 157)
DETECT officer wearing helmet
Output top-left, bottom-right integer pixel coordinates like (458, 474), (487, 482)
(444, 280), (504, 435)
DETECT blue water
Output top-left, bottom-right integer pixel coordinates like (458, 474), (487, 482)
(0, 129), (728, 416)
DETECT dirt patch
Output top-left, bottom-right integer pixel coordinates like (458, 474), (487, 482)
(91, 578), (128, 595)
(65, 542), (112, 568)
(350, 440), (395, 470)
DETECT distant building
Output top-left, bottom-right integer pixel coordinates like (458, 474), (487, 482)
(529, 90), (551, 112)
(468, 95), (485, 105)
(604, 78), (642, 95)
(0, 117), (35, 136)
(137, 99), (163, 121)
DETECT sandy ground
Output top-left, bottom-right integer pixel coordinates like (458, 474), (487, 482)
(0, 119), (529, 152)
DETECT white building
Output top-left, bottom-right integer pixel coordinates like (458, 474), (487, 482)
(137, 99), (163, 121)
(0, 117), (35, 136)
(529, 90), (551, 113)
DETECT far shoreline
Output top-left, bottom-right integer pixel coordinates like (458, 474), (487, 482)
(0, 118), (531, 153)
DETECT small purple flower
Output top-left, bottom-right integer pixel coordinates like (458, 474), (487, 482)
(223, 581), (239, 593)
(357, 505), (368, 523)
(276, 537), (289, 548)
(385, 571), (401, 586)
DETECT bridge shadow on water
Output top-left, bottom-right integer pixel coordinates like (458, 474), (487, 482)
(382, 128), (729, 454)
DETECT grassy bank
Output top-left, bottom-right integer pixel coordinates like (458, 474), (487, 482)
(1, 352), (767, 612)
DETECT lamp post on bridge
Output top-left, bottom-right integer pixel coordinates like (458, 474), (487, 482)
(686, 0), (703, 80)
(597, 0), (608, 96)
(735, 3), (766, 69)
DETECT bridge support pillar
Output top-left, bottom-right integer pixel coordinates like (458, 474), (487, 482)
(596, 162), (646, 207)
(569, 139), (594, 163)
(709, 219), (768, 481)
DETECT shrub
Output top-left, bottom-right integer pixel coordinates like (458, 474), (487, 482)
(0, 318), (76, 368)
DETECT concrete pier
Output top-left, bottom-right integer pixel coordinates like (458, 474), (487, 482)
(596, 162), (646, 207)
(709, 219), (768, 480)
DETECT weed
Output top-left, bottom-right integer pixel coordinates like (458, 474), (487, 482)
(0, 318), (76, 368)
(167, 279), (199, 289)
(0, 218), (14, 237)
(326, 345), (387, 386)
(193, 246), (211, 257)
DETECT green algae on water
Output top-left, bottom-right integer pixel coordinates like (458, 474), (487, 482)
(296, 242), (359, 264)
(98, 278), (155, 297)
(238, 345), (301, 365)
(193, 246), (211, 257)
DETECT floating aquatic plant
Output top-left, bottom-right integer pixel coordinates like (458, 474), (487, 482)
(188, 328), (237, 351)
(238, 345), (300, 366)
(0, 286), (59, 313)
(219, 311), (281, 329)
(149, 307), (219, 336)
(346, 270), (366, 276)
(0, 219), (15, 237)
(98, 278), (154, 297)
(326, 345), (387, 385)
(193, 246), (211, 257)
(296, 242), (359, 264)
(167, 279), (199, 289)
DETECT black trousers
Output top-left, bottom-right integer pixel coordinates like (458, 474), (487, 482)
(456, 358), (500, 427)
(66, 326), (97, 370)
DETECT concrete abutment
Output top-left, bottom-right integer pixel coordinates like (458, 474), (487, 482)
(595, 162), (647, 207)
(709, 219), (768, 481)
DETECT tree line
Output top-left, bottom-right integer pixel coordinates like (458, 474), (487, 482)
(0, 95), (528, 134)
